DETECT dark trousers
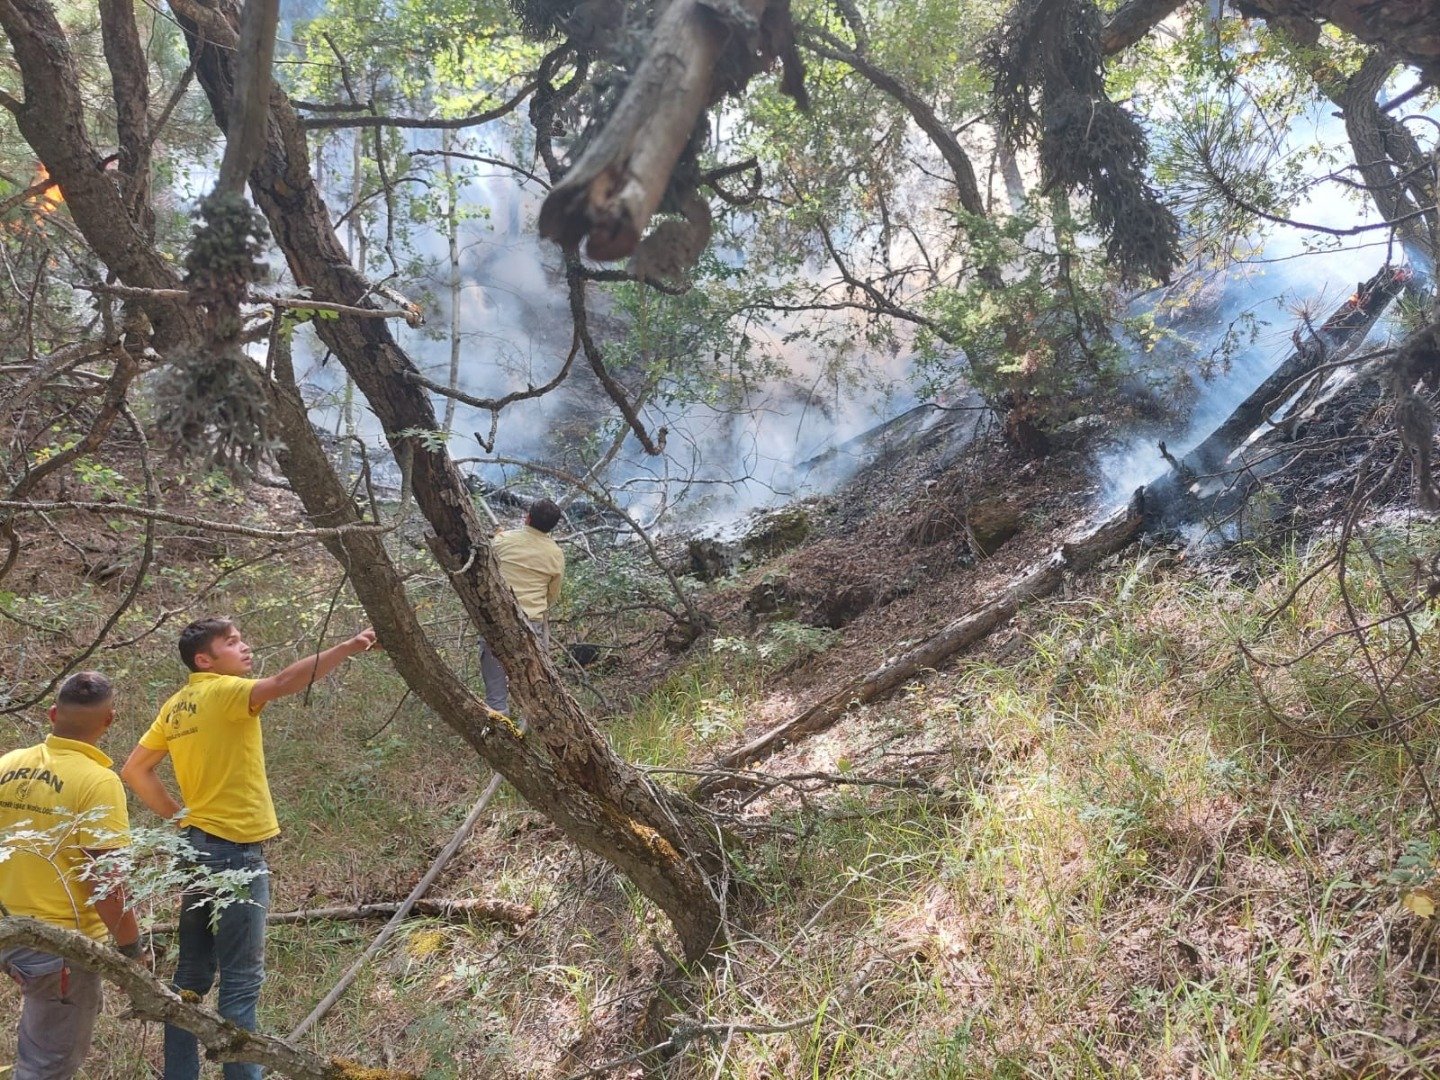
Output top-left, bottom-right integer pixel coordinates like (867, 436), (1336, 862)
(0, 947), (101, 1080)
(478, 617), (548, 715)
(164, 826), (271, 1080)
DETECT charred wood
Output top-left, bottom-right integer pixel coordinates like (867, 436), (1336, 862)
(1142, 264), (1413, 532)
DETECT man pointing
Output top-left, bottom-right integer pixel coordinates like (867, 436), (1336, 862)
(122, 618), (377, 1080)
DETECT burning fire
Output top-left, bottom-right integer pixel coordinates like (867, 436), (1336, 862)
(4, 165), (65, 236)
(30, 166), (63, 213)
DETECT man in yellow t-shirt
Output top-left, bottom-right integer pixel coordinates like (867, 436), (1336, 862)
(480, 497), (566, 715)
(0, 671), (146, 1080)
(121, 617), (377, 1080)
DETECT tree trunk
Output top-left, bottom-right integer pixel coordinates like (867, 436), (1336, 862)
(1142, 264), (1412, 530)
(442, 132), (462, 436)
(0, 0), (728, 966)
(166, 0), (729, 961)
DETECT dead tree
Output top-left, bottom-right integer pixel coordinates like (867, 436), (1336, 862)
(1142, 265), (1414, 532)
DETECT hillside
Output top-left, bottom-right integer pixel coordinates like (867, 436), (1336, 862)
(4, 407), (1440, 1078)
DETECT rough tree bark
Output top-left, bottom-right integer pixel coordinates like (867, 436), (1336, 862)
(97, 0), (153, 236)
(166, 0), (731, 961)
(1240, 0), (1440, 85)
(0, 0), (730, 964)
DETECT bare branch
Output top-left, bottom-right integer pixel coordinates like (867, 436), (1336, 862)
(800, 25), (985, 217)
(300, 81), (538, 130)
(406, 330), (580, 411)
(78, 282), (424, 326)
(0, 918), (412, 1080)
(566, 260), (667, 454)
(408, 148), (550, 190)
(0, 499), (394, 540)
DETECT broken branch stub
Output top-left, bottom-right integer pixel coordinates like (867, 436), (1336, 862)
(537, 0), (770, 261)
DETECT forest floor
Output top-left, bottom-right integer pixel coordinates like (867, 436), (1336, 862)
(3, 415), (1440, 1078)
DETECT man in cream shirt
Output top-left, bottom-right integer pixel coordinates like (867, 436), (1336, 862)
(480, 497), (565, 715)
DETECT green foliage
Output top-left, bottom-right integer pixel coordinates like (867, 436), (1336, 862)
(2, 808), (263, 930)
(913, 207), (1135, 422)
(564, 546), (674, 615)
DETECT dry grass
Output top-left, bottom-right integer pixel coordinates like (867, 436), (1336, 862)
(6, 471), (1440, 1078)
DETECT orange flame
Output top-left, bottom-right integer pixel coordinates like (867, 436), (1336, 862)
(30, 166), (63, 213)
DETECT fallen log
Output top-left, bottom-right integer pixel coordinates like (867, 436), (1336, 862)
(704, 492), (1146, 781)
(0, 917), (412, 1080)
(150, 896), (534, 937)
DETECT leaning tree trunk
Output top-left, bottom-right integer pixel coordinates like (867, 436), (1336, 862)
(0, 0), (727, 963)
(163, 0), (728, 962)
(1142, 264), (1412, 531)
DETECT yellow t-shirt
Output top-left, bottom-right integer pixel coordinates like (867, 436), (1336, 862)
(0, 736), (130, 940)
(139, 673), (278, 843)
(493, 526), (565, 619)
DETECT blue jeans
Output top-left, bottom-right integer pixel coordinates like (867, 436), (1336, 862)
(164, 827), (270, 1080)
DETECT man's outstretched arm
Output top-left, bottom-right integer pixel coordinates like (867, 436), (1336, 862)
(247, 628), (378, 711)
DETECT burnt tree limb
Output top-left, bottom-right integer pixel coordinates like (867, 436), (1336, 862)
(168, 0), (729, 962)
(1142, 264), (1413, 532)
(0, 918), (412, 1080)
(704, 495), (1145, 781)
(537, 0), (770, 260)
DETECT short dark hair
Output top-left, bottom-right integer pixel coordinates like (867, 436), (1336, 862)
(56, 671), (113, 708)
(179, 617), (235, 672)
(528, 498), (562, 533)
